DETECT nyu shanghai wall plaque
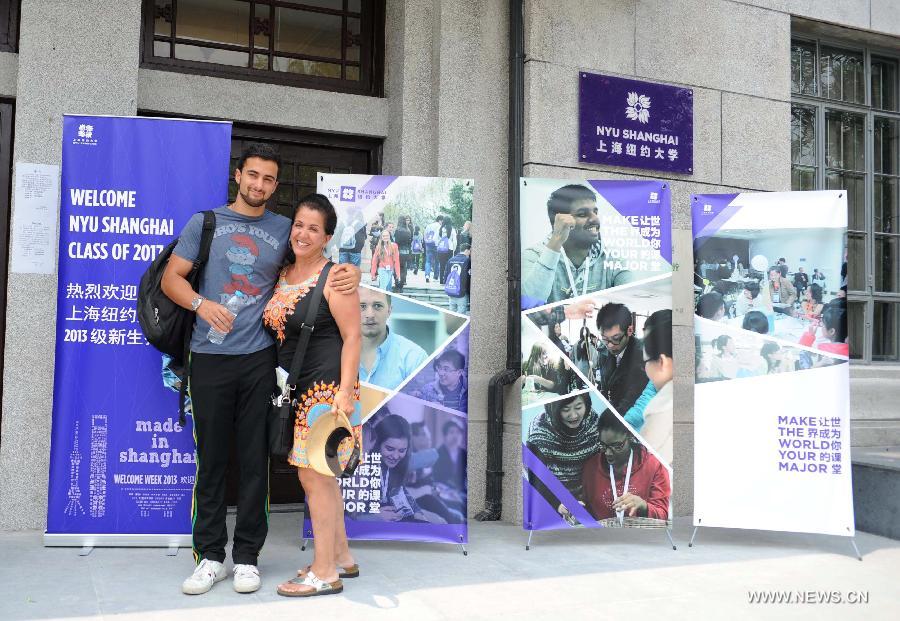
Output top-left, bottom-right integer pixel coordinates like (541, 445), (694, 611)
(579, 72), (693, 175)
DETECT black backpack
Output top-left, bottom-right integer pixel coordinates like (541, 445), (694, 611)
(137, 210), (216, 425)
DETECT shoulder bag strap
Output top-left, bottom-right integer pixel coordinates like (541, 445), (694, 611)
(180, 210), (217, 426)
(284, 261), (334, 390)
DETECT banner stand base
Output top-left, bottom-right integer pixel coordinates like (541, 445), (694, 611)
(44, 533), (192, 549)
(665, 528), (677, 550)
(301, 538), (309, 552)
(525, 528), (677, 551)
(687, 526), (863, 561)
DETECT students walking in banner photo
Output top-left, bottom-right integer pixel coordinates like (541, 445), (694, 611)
(410, 225), (424, 275)
(394, 215), (413, 289)
(262, 194), (362, 598)
(443, 242), (471, 314)
(370, 228), (401, 291)
(161, 144), (361, 596)
(423, 215), (443, 283)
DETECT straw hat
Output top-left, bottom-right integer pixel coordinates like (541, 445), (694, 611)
(306, 403), (361, 477)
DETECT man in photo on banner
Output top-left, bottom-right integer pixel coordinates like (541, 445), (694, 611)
(358, 287), (427, 390)
(417, 349), (468, 413)
(593, 302), (650, 416)
(161, 143), (361, 596)
(522, 184), (633, 305)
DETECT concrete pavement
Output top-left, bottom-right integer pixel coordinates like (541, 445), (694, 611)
(1, 514), (898, 620)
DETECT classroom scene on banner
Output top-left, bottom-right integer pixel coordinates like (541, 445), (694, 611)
(519, 177), (674, 532)
(309, 174), (473, 544)
(693, 194), (850, 381)
(47, 117), (233, 536)
(691, 191), (854, 537)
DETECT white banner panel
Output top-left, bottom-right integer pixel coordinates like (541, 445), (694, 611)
(691, 191), (853, 537)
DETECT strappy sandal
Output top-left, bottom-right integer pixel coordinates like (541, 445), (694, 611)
(297, 563), (359, 579)
(276, 570), (343, 597)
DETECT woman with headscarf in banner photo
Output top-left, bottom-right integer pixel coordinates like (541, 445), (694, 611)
(262, 193), (362, 598)
(525, 392), (601, 526)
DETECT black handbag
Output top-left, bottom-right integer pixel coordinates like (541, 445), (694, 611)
(268, 262), (334, 459)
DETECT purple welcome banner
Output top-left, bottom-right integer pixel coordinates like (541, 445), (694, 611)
(579, 72), (693, 174)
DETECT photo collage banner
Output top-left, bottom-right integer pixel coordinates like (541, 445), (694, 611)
(520, 178), (674, 531)
(691, 191), (854, 536)
(310, 174), (473, 544)
(47, 116), (232, 537)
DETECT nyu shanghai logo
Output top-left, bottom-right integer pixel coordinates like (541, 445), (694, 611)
(703, 204), (713, 214)
(72, 123), (98, 146)
(340, 186), (356, 202)
(648, 191), (660, 204)
(625, 92), (651, 124)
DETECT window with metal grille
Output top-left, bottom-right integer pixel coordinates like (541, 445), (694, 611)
(792, 36), (900, 363)
(142, 0), (384, 96)
(0, 0), (19, 52)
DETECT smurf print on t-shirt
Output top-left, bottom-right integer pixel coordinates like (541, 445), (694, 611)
(224, 233), (262, 296)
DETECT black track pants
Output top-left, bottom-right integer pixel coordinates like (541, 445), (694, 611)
(189, 346), (276, 566)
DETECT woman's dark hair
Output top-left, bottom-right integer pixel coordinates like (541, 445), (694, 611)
(742, 310), (769, 334)
(743, 281), (760, 299)
(643, 309), (672, 361)
(442, 419), (464, 436)
(236, 142), (281, 174)
(294, 193), (337, 235)
(410, 421), (428, 437)
(822, 302), (847, 342)
(398, 215), (411, 230)
(546, 392), (591, 430)
(761, 342), (780, 373)
(712, 334), (733, 355)
(696, 292), (725, 319)
(597, 408), (635, 443)
(413, 225), (421, 235)
(808, 283), (823, 304)
(575, 326), (592, 362)
(374, 414), (412, 487)
(439, 222), (453, 238)
(546, 184), (596, 225)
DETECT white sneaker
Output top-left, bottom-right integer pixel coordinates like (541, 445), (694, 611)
(182, 559), (227, 595)
(233, 564), (261, 593)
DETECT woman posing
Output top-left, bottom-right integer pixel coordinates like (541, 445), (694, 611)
(263, 194), (362, 598)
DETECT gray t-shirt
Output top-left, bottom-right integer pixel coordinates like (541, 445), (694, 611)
(173, 205), (292, 355)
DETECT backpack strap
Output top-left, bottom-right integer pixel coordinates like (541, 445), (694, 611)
(180, 210), (217, 427)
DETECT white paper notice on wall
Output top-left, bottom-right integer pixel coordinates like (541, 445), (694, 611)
(11, 162), (60, 274)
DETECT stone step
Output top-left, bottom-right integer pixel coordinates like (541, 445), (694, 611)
(852, 446), (900, 540)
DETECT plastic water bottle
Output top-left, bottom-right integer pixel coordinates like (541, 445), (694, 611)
(207, 291), (245, 344)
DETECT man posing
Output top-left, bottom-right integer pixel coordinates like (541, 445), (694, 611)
(522, 184), (633, 305)
(162, 144), (359, 595)
(358, 287), (427, 390)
